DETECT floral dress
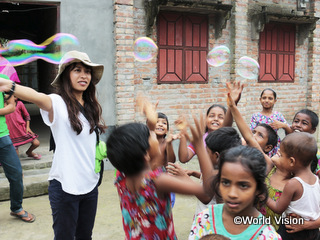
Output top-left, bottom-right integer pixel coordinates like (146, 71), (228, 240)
(250, 111), (288, 157)
(189, 204), (282, 240)
(114, 169), (177, 240)
(258, 167), (283, 231)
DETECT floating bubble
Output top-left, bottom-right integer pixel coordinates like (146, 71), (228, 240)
(0, 56), (20, 83)
(0, 33), (79, 66)
(236, 56), (260, 79)
(133, 37), (158, 62)
(206, 45), (230, 67)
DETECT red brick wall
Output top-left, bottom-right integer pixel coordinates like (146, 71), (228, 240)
(114, 0), (320, 142)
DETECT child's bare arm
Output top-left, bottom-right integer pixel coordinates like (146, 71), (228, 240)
(222, 81), (244, 127)
(0, 94), (15, 115)
(270, 120), (293, 135)
(266, 178), (297, 214)
(166, 132), (178, 163)
(26, 120), (34, 135)
(136, 94), (157, 131)
(186, 114), (216, 197)
(187, 170), (201, 178)
(154, 172), (209, 202)
(286, 214), (320, 232)
(178, 134), (194, 163)
(176, 118), (194, 163)
(226, 83), (274, 173)
(166, 162), (201, 178)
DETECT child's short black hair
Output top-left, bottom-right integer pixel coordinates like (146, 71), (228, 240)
(205, 127), (241, 154)
(260, 88), (277, 99)
(213, 145), (268, 207)
(293, 109), (319, 129)
(158, 112), (169, 130)
(257, 123), (278, 150)
(281, 132), (317, 168)
(199, 234), (230, 240)
(107, 123), (150, 176)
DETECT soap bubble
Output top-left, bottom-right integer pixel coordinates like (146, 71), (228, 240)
(236, 56), (260, 79)
(0, 33), (79, 66)
(133, 37), (158, 62)
(206, 45), (230, 67)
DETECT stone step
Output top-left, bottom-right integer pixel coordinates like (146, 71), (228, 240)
(0, 168), (50, 201)
(0, 148), (53, 201)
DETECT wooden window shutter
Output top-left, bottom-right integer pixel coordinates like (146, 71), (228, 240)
(158, 12), (208, 83)
(259, 23), (295, 82)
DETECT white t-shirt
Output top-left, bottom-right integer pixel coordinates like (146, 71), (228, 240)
(40, 94), (99, 195)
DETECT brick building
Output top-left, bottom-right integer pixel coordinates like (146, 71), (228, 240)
(113, 0), (320, 142)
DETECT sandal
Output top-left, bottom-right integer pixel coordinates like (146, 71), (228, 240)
(26, 153), (42, 160)
(10, 210), (36, 223)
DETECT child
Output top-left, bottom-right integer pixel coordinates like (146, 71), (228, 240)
(189, 145), (281, 240)
(226, 84), (289, 231)
(290, 109), (320, 175)
(199, 234), (230, 240)
(152, 112), (177, 170)
(266, 132), (320, 240)
(250, 88), (291, 157)
(5, 96), (41, 159)
(178, 104), (227, 163)
(107, 99), (209, 239)
(178, 81), (243, 163)
(168, 127), (242, 215)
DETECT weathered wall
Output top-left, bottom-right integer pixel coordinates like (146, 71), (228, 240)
(114, 0), (320, 143)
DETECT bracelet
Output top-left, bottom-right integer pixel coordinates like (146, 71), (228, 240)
(4, 81), (15, 100)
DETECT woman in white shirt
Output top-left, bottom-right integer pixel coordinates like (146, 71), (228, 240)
(0, 50), (106, 239)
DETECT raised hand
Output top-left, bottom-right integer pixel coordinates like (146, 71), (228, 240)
(136, 93), (158, 130)
(227, 81), (244, 104)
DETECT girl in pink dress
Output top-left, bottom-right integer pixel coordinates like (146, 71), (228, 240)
(5, 96), (41, 159)
(250, 88), (291, 157)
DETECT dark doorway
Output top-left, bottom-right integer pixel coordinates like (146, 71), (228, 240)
(0, 2), (60, 94)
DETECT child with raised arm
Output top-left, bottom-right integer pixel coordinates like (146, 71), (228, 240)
(107, 97), (209, 239)
(266, 132), (320, 240)
(250, 88), (291, 157)
(168, 127), (242, 215)
(178, 82), (243, 163)
(226, 83), (289, 231)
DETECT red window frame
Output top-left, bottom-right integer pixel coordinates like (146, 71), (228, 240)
(157, 11), (208, 84)
(259, 23), (295, 82)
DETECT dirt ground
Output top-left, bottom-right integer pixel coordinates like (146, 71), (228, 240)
(0, 161), (200, 240)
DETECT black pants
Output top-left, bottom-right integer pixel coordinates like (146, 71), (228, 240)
(277, 224), (320, 240)
(49, 179), (98, 240)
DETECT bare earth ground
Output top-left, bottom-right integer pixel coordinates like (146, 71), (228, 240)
(0, 160), (200, 240)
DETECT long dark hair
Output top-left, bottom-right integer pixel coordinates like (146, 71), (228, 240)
(57, 62), (106, 135)
(213, 145), (268, 207)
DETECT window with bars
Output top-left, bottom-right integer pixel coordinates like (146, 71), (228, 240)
(259, 23), (295, 82)
(157, 11), (208, 83)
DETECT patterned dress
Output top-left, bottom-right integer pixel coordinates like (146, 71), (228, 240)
(250, 111), (288, 157)
(258, 167), (283, 231)
(5, 101), (38, 147)
(115, 169), (177, 240)
(189, 204), (282, 240)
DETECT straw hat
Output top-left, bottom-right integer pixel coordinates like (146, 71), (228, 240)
(51, 50), (104, 87)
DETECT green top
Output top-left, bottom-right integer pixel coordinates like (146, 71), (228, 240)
(0, 74), (10, 138)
